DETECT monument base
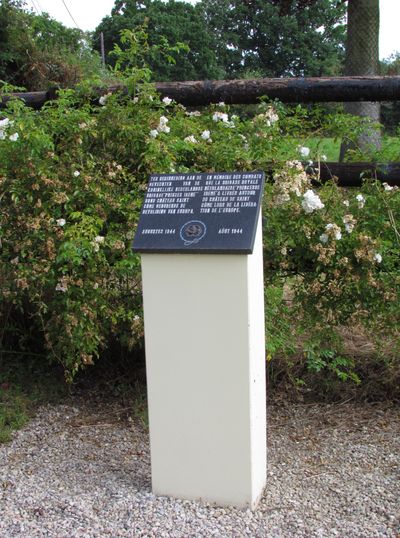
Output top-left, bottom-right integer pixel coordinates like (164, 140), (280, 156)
(140, 217), (266, 509)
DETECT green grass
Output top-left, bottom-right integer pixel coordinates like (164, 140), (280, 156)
(302, 136), (400, 162)
(0, 353), (66, 443)
(0, 385), (30, 443)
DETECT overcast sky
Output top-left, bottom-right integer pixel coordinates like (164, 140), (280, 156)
(29, 0), (399, 61)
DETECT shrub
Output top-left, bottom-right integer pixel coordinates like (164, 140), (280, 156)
(0, 31), (398, 384)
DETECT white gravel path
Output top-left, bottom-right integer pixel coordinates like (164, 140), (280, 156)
(0, 397), (399, 537)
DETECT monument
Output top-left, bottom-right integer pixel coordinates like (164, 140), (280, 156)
(133, 171), (266, 509)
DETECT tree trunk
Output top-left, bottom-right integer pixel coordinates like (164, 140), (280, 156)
(340, 0), (381, 161)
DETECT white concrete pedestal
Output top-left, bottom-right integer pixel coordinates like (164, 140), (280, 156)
(140, 217), (266, 509)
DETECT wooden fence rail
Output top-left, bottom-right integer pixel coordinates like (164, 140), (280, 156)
(1, 76), (400, 186)
(1, 76), (400, 109)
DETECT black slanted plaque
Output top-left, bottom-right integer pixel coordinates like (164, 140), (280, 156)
(133, 171), (264, 253)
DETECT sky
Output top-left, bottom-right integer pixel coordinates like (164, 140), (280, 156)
(28, 0), (399, 61)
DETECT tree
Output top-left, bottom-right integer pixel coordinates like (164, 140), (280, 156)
(93, 0), (222, 81)
(340, 0), (381, 160)
(0, 0), (101, 91)
(200, 0), (347, 78)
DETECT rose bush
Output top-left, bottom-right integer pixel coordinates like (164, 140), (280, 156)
(0, 32), (398, 384)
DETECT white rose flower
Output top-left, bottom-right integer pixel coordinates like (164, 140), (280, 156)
(184, 135), (198, 144)
(94, 235), (105, 243)
(162, 97), (172, 105)
(319, 233), (329, 244)
(217, 101), (225, 107)
(99, 94), (109, 106)
(299, 146), (310, 158)
(73, 171), (80, 177)
(212, 111), (229, 123)
(356, 194), (365, 208)
(201, 130), (211, 140)
(55, 282), (68, 292)
(9, 133), (19, 142)
(149, 129), (158, 138)
(374, 253), (382, 263)
(56, 218), (66, 227)
(325, 223), (342, 240)
(157, 116), (170, 133)
(301, 189), (324, 214)
(383, 182), (393, 191)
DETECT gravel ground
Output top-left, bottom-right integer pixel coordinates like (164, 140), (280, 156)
(0, 396), (399, 537)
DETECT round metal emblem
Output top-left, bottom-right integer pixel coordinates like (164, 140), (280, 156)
(180, 220), (207, 246)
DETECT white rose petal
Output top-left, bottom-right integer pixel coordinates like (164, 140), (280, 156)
(9, 132), (18, 142)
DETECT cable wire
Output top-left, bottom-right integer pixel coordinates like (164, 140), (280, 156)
(30, 0), (41, 15)
(60, 0), (81, 30)
(35, 0), (44, 13)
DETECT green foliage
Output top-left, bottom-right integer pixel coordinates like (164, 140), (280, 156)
(0, 31), (399, 387)
(0, 1), (102, 90)
(94, 0), (346, 81)
(200, 0), (346, 78)
(94, 0), (222, 81)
